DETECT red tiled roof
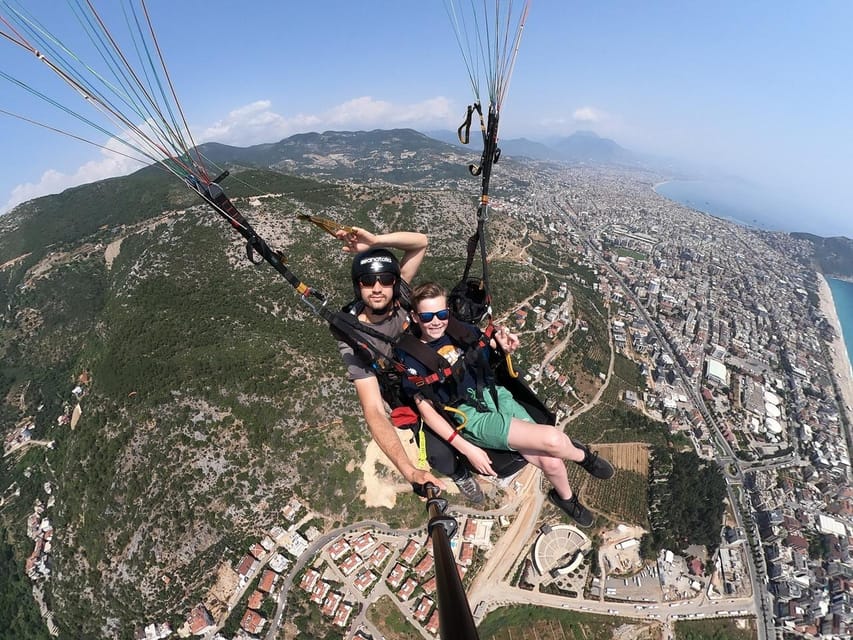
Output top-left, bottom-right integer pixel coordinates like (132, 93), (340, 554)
(426, 610), (440, 635)
(463, 519), (477, 540)
(386, 563), (406, 588)
(240, 610), (265, 634)
(401, 539), (420, 563)
(415, 554), (434, 576)
(236, 554), (257, 578)
(299, 568), (320, 592)
(186, 604), (213, 634)
(258, 569), (276, 593)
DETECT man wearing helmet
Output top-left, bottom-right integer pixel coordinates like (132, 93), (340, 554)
(335, 226), (448, 493)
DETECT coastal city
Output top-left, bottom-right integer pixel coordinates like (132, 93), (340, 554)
(4, 162), (853, 640)
(0, 1), (850, 639)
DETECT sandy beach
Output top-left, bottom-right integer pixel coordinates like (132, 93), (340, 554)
(817, 273), (853, 424)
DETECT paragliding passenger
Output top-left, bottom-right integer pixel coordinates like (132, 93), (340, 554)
(398, 282), (615, 527)
(334, 227), (486, 503)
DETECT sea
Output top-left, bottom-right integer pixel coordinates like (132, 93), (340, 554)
(828, 278), (853, 377)
(655, 179), (801, 232)
(655, 179), (853, 374)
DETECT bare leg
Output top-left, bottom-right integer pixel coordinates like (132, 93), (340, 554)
(507, 418), (585, 462)
(519, 452), (574, 500)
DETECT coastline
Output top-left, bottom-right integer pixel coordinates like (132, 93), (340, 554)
(828, 274), (853, 285)
(652, 180), (761, 232)
(817, 273), (853, 423)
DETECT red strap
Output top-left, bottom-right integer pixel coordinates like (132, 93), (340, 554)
(407, 366), (455, 387)
(390, 406), (419, 428)
(482, 322), (496, 340)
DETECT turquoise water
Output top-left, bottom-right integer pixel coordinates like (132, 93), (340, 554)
(828, 277), (853, 376)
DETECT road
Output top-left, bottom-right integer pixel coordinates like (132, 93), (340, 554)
(3, 438), (55, 458)
(467, 464), (543, 611)
(556, 201), (773, 640)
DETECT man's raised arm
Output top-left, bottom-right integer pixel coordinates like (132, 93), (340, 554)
(335, 227), (427, 284)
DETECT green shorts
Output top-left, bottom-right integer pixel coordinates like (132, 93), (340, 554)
(454, 385), (533, 450)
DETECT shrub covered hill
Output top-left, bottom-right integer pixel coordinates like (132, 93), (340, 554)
(791, 232), (853, 279)
(0, 129), (540, 636)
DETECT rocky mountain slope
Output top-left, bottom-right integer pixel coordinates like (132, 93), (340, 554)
(0, 129), (538, 637)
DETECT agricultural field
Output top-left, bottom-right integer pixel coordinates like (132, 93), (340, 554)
(674, 616), (756, 640)
(583, 468), (649, 527)
(585, 442), (649, 525)
(595, 442), (650, 475)
(609, 245), (648, 262)
(566, 352), (671, 449)
(565, 467), (649, 528)
(479, 605), (658, 640)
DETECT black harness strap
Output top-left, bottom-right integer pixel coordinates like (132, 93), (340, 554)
(398, 318), (498, 415)
(396, 333), (456, 387)
(187, 175), (329, 314)
(457, 102), (478, 146)
(451, 103), (503, 324)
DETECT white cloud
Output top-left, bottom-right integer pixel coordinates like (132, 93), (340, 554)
(2, 149), (141, 214)
(325, 96), (454, 129)
(2, 95), (458, 213)
(532, 107), (629, 140)
(573, 106), (607, 123)
(199, 96), (455, 145)
(198, 100), (322, 146)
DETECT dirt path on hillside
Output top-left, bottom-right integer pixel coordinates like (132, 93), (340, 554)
(564, 329), (615, 425)
(0, 253), (32, 271)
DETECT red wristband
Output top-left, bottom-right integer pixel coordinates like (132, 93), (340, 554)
(447, 431), (458, 444)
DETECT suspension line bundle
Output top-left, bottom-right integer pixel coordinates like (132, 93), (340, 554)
(444, 0), (531, 325)
(0, 0), (336, 318)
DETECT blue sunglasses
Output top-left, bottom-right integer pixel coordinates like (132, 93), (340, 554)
(417, 309), (450, 323)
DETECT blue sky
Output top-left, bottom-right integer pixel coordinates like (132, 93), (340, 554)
(1, 1), (852, 237)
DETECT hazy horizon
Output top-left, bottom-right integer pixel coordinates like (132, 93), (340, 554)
(1, 1), (851, 238)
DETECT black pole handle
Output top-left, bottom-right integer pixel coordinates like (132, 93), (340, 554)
(424, 484), (480, 639)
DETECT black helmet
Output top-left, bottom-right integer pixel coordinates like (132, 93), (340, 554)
(351, 247), (401, 300)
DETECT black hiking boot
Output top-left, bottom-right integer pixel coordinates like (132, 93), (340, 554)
(572, 439), (614, 480)
(452, 468), (485, 504)
(548, 489), (594, 528)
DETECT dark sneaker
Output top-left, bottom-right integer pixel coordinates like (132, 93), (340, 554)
(452, 469), (485, 504)
(572, 440), (614, 480)
(548, 489), (594, 528)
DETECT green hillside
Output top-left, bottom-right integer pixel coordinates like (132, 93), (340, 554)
(0, 145), (542, 636)
(0, 130), (692, 638)
(791, 232), (853, 278)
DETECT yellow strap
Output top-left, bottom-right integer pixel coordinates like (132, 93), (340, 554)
(417, 421), (429, 469)
(297, 214), (355, 238)
(443, 406), (468, 430)
(505, 353), (519, 378)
